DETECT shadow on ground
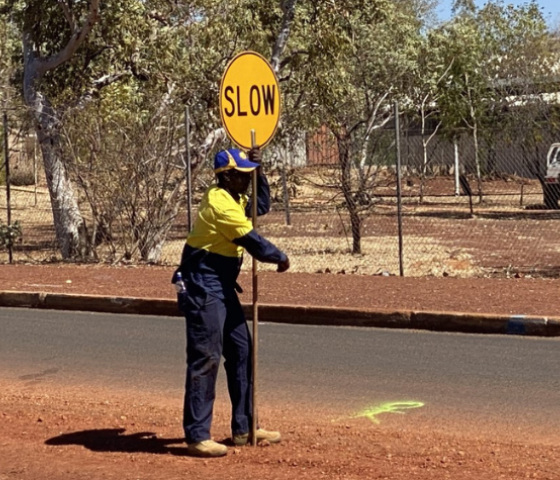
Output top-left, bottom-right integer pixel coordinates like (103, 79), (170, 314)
(45, 428), (238, 456)
(46, 428), (192, 456)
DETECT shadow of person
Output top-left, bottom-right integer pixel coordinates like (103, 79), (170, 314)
(45, 428), (190, 456)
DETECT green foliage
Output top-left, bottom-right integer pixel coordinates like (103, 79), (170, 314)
(0, 220), (22, 249)
(285, 0), (421, 135)
(1, 0), (560, 258)
(0, 2), (21, 99)
(434, 0), (553, 140)
(1, 0), (557, 148)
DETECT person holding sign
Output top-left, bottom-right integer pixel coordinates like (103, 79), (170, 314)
(173, 147), (290, 458)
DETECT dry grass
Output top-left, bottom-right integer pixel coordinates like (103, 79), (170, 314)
(2, 176), (560, 278)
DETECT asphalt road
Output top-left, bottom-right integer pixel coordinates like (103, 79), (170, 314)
(1, 307), (560, 442)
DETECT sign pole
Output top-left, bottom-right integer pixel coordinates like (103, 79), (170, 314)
(250, 129), (259, 447)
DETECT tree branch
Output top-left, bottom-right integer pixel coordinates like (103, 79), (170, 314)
(148, 10), (169, 26)
(57, 0), (76, 32)
(70, 72), (131, 110)
(153, 82), (176, 120)
(364, 91), (391, 138)
(38, 0), (100, 75)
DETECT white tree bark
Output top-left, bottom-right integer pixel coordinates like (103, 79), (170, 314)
(358, 91), (392, 170)
(419, 93), (441, 202)
(22, 1), (100, 259)
(418, 60), (452, 202)
(464, 73), (483, 202)
(271, 0), (298, 73)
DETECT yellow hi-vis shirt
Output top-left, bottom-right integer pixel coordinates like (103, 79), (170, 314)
(186, 185), (253, 257)
(177, 177), (285, 299)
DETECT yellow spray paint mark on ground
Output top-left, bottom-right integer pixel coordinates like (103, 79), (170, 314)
(354, 401), (425, 424)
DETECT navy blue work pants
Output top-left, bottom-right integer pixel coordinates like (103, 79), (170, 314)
(182, 290), (253, 443)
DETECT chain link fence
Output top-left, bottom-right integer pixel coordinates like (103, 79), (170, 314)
(2, 108), (560, 278)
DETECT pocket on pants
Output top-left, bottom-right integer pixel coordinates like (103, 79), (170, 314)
(183, 289), (208, 320)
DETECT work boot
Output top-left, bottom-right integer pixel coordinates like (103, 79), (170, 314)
(186, 439), (228, 457)
(232, 428), (281, 446)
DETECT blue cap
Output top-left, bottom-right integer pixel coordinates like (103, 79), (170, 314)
(214, 149), (259, 174)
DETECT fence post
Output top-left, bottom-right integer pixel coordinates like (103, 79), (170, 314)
(454, 138), (460, 196)
(3, 111), (13, 264)
(185, 106), (193, 232)
(394, 102), (404, 277)
(281, 150), (291, 226)
(34, 135), (38, 207)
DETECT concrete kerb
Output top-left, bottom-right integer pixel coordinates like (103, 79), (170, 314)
(0, 291), (46, 309)
(1, 290), (560, 337)
(411, 311), (558, 337)
(0, 291), (179, 317)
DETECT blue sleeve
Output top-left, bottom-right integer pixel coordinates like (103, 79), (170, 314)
(245, 174), (270, 217)
(233, 229), (287, 264)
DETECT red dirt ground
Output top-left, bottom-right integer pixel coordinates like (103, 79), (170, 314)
(1, 263), (560, 317)
(1, 380), (560, 480)
(1, 264), (560, 479)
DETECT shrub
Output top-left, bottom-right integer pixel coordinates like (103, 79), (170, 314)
(9, 163), (36, 186)
(0, 220), (22, 249)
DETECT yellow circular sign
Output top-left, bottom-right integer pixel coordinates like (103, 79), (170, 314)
(219, 51), (281, 150)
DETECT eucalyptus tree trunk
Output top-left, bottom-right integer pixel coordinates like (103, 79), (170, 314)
(20, 2), (100, 259)
(23, 40), (88, 259)
(465, 74), (483, 203)
(338, 135), (361, 255)
(271, 0), (297, 73)
(472, 115), (483, 203)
